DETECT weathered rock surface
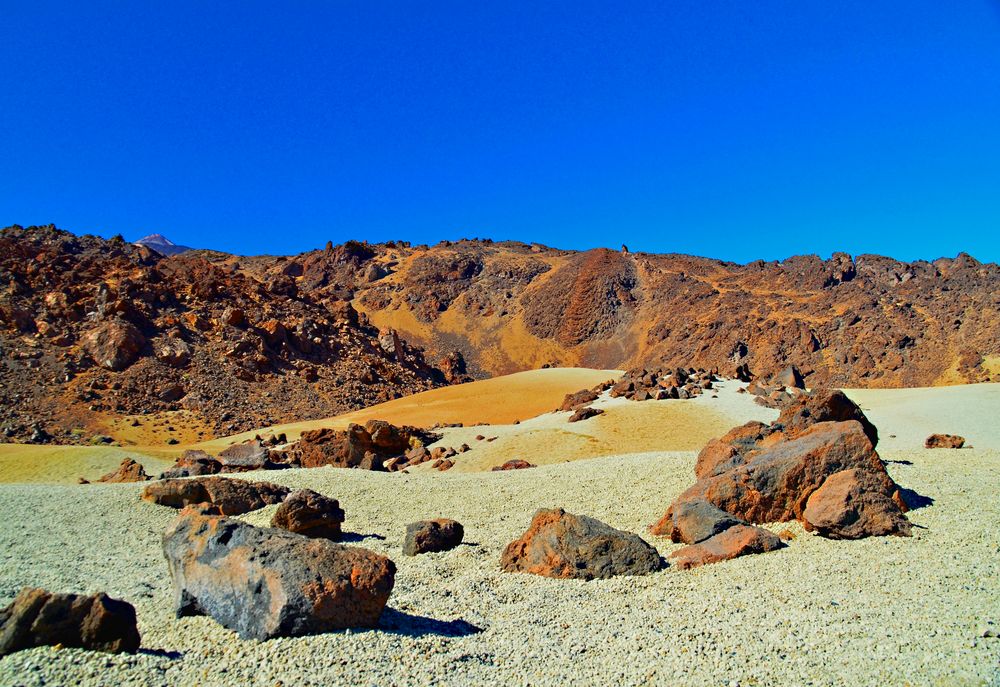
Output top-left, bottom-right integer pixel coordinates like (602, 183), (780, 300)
(669, 525), (784, 570)
(271, 489), (345, 540)
(217, 440), (273, 471)
(403, 519), (464, 555)
(81, 319), (146, 372)
(661, 499), (747, 544)
(776, 389), (879, 448)
(159, 449), (223, 479)
(924, 433), (966, 449)
(568, 407), (604, 422)
(142, 476), (289, 515)
(802, 468), (912, 539)
(559, 388), (599, 412)
(96, 458), (151, 483)
(501, 508), (662, 580)
(0, 587), (140, 656)
(163, 512), (395, 640)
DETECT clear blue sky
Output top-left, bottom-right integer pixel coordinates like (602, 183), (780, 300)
(2, 1), (999, 262)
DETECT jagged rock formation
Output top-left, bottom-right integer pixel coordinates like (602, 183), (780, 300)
(3, 225), (997, 442)
(0, 225), (449, 443)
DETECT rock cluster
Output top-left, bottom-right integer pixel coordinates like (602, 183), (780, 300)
(163, 511), (395, 640)
(491, 459), (536, 471)
(501, 508), (662, 580)
(652, 390), (912, 566)
(608, 367), (716, 402)
(279, 420), (439, 471)
(0, 587), (140, 656)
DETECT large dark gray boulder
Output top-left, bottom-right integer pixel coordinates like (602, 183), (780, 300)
(163, 512), (395, 640)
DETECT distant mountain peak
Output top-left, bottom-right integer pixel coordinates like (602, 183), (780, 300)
(134, 233), (192, 256)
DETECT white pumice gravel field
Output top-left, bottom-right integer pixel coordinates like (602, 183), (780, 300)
(1, 386), (999, 686)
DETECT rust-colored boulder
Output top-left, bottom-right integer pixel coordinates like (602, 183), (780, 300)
(403, 519), (464, 555)
(924, 433), (965, 449)
(803, 468), (912, 539)
(271, 489), (345, 540)
(559, 388), (599, 412)
(82, 319), (145, 371)
(142, 476), (289, 515)
(669, 525), (784, 570)
(163, 512), (394, 639)
(96, 458), (151, 483)
(568, 406), (604, 422)
(492, 460), (536, 471)
(501, 508), (662, 580)
(777, 389), (878, 448)
(0, 587), (140, 656)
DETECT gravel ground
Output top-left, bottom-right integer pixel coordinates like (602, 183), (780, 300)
(1, 435), (998, 686)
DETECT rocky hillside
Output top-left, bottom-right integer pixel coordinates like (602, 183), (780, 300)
(0, 225), (451, 444)
(303, 238), (998, 388)
(2, 225), (997, 443)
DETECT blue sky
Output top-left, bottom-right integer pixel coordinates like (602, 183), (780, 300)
(2, 1), (999, 262)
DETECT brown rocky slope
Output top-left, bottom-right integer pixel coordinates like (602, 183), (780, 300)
(3, 225), (998, 443)
(0, 225), (450, 444)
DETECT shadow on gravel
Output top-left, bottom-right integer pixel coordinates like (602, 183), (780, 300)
(340, 532), (387, 543)
(885, 459), (914, 465)
(899, 487), (934, 511)
(139, 649), (183, 660)
(379, 608), (484, 638)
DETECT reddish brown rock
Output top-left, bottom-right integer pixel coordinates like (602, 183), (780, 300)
(655, 499), (747, 544)
(669, 525), (784, 570)
(163, 512), (394, 639)
(777, 389), (879, 447)
(924, 433), (966, 449)
(159, 450), (222, 479)
(81, 319), (146, 371)
(654, 418), (910, 541)
(0, 587), (140, 656)
(803, 468), (913, 539)
(403, 519), (464, 555)
(491, 460), (536, 471)
(271, 489), (345, 540)
(96, 458), (151, 483)
(559, 388), (599, 412)
(773, 364), (805, 389)
(501, 508), (662, 580)
(568, 406), (604, 422)
(142, 476), (289, 515)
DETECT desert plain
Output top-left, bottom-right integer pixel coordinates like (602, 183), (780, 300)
(0, 369), (997, 686)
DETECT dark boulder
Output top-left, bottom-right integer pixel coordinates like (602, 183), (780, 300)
(271, 489), (345, 540)
(142, 476), (289, 515)
(0, 587), (140, 656)
(403, 519), (464, 555)
(501, 508), (662, 580)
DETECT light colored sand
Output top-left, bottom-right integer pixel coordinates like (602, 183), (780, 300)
(0, 445), (174, 485)
(844, 382), (1000, 450)
(0, 382), (998, 685)
(423, 380), (777, 472)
